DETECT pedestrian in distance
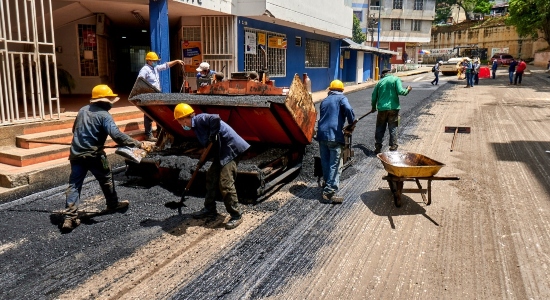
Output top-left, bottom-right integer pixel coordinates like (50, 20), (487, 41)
(431, 61), (442, 86)
(473, 59), (481, 85)
(371, 69), (412, 154)
(315, 80), (355, 204)
(508, 58), (518, 85)
(196, 62), (216, 89)
(491, 59), (498, 79)
(61, 85), (148, 232)
(463, 58), (474, 88)
(138, 51), (184, 142)
(173, 103), (250, 230)
(514, 58), (527, 85)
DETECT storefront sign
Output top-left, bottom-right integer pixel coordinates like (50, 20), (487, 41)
(245, 32), (256, 54)
(83, 30), (96, 47)
(268, 36), (287, 49)
(428, 48), (453, 55)
(258, 33), (266, 46)
(181, 41), (202, 73)
(491, 47), (510, 56)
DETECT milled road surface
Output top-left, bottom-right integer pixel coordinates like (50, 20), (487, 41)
(1, 69), (550, 299)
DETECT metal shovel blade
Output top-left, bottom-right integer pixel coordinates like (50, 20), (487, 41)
(115, 146), (147, 163)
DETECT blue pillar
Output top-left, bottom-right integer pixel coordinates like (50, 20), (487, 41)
(149, 0), (171, 92)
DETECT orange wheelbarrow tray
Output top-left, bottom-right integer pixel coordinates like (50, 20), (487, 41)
(377, 152), (460, 206)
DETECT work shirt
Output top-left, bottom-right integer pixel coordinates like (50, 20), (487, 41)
(70, 103), (141, 160)
(371, 75), (410, 112)
(316, 91), (355, 144)
(196, 70), (216, 88)
(516, 61), (527, 72)
(508, 61), (518, 72)
(138, 63), (169, 91)
(464, 61), (473, 74)
(192, 113), (250, 166)
(492, 61), (498, 71)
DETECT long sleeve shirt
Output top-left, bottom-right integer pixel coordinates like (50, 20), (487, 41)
(516, 61), (527, 72)
(138, 63), (169, 91)
(191, 113), (250, 166)
(371, 75), (410, 112)
(316, 91), (355, 144)
(70, 103), (141, 160)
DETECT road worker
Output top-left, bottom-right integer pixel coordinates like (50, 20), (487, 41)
(138, 51), (184, 142)
(196, 62), (216, 89)
(174, 103), (250, 230)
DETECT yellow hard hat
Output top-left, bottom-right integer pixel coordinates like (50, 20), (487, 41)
(145, 51), (160, 61)
(329, 80), (344, 91)
(91, 84), (117, 99)
(174, 103), (194, 120)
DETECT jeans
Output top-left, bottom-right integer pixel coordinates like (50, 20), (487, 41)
(144, 115), (153, 137)
(492, 69), (497, 79)
(466, 72), (474, 87)
(514, 71), (523, 84)
(319, 140), (343, 196)
(431, 72), (439, 85)
(375, 110), (399, 149)
(509, 71), (514, 84)
(65, 156), (118, 217)
(474, 73), (479, 85)
(204, 159), (241, 218)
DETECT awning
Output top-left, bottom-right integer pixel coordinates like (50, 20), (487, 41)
(341, 38), (399, 56)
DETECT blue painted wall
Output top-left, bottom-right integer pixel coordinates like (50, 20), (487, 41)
(149, 0), (171, 92)
(237, 17), (341, 92)
(342, 50), (357, 82)
(363, 53), (374, 80)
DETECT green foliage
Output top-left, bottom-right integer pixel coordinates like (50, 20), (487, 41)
(473, 0), (492, 14)
(435, 0), (456, 24)
(507, 0), (550, 45)
(352, 15), (366, 44)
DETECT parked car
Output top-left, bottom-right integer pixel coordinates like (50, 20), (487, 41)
(490, 53), (514, 66)
(440, 57), (468, 75)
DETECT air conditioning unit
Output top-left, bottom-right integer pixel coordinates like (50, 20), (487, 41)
(96, 14), (109, 36)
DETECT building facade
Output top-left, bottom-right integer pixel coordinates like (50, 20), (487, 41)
(352, 0), (436, 64)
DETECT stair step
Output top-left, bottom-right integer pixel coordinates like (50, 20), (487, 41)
(0, 129), (147, 167)
(22, 107), (144, 134)
(17, 118), (147, 149)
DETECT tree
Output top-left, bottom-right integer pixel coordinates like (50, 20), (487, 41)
(507, 0), (550, 45)
(352, 15), (366, 44)
(434, 0), (493, 23)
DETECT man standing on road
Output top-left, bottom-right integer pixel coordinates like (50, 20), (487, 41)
(316, 80), (355, 204)
(62, 85), (147, 231)
(371, 69), (412, 154)
(473, 59), (481, 85)
(138, 51), (184, 142)
(508, 58), (518, 85)
(491, 59), (498, 79)
(463, 58), (474, 88)
(431, 61), (442, 86)
(514, 58), (527, 85)
(174, 103), (250, 230)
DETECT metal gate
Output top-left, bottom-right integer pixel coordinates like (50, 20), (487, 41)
(201, 16), (234, 76)
(0, 0), (59, 126)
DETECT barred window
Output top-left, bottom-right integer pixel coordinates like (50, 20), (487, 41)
(305, 39), (330, 68)
(414, 0), (424, 10)
(411, 20), (422, 31)
(244, 28), (286, 77)
(393, 0), (403, 9)
(78, 24), (98, 77)
(391, 19), (401, 31)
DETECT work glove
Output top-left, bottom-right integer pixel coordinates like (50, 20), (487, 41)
(140, 141), (156, 152)
(343, 120), (357, 134)
(209, 133), (219, 143)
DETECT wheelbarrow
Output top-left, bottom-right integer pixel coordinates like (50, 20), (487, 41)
(377, 151), (460, 207)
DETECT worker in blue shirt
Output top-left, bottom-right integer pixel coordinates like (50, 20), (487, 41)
(316, 80), (355, 204)
(174, 103), (250, 230)
(196, 62), (216, 89)
(62, 85), (146, 232)
(138, 51), (184, 141)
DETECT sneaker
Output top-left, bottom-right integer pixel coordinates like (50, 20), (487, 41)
(106, 200), (130, 212)
(431, 82), (434, 85)
(145, 135), (158, 142)
(225, 216), (242, 230)
(330, 194), (344, 204)
(192, 208), (218, 219)
(389, 145), (398, 151)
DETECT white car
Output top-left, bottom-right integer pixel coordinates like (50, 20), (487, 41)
(440, 57), (470, 75)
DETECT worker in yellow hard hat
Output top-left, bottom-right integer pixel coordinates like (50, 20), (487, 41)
(315, 79), (355, 204)
(138, 51), (184, 142)
(173, 103), (250, 230)
(61, 84), (149, 232)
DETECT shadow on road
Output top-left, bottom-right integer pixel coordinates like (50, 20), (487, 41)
(360, 188), (439, 229)
(139, 214), (225, 236)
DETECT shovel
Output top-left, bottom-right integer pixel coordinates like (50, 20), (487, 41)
(343, 111), (374, 133)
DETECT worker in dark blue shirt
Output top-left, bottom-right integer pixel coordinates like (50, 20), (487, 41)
(174, 103), (250, 229)
(62, 85), (145, 232)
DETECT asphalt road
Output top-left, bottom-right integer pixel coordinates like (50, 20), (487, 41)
(2, 70), (549, 299)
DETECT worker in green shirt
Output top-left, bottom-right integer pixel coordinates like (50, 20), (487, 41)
(371, 69), (412, 154)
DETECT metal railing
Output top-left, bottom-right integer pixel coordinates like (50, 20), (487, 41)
(0, 0), (59, 126)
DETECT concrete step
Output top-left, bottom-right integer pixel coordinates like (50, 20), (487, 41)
(0, 129), (148, 167)
(16, 118), (147, 149)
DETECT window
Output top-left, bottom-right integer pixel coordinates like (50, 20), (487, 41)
(393, 0), (403, 9)
(391, 19), (401, 31)
(244, 28), (286, 77)
(353, 10), (363, 22)
(78, 24), (99, 77)
(305, 39), (330, 68)
(411, 20), (422, 31)
(414, 0), (424, 10)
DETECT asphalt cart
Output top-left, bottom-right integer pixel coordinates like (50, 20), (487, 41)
(377, 152), (460, 207)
